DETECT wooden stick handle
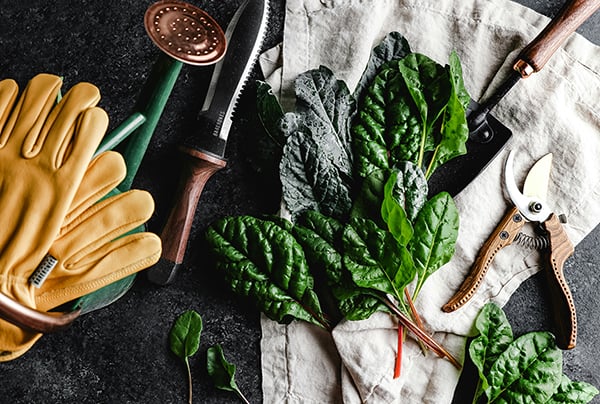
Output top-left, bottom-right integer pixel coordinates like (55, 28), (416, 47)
(147, 147), (226, 285)
(543, 213), (577, 349)
(515, 0), (600, 76)
(443, 207), (525, 312)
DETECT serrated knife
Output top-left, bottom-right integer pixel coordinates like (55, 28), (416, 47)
(147, 0), (269, 285)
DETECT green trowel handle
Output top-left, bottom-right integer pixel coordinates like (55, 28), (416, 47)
(118, 53), (183, 191)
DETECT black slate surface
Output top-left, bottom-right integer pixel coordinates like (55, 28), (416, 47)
(0, 1), (598, 403)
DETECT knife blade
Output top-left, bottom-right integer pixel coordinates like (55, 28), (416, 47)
(147, 0), (269, 285)
(428, 0), (600, 198)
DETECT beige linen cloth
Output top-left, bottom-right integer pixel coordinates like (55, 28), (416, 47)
(258, 0), (600, 402)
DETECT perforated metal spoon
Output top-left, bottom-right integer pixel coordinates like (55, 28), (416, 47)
(144, 1), (226, 65)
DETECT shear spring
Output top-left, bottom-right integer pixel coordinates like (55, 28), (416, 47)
(514, 232), (549, 250)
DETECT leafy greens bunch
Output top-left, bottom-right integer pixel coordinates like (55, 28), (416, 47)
(206, 32), (469, 369)
(469, 303), (598, 404)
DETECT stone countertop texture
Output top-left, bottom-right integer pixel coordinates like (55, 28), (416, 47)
(0, 0), (598, 403)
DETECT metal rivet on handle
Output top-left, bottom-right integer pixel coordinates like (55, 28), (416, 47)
(144, 1), (226, 66)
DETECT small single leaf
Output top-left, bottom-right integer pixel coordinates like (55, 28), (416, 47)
(169, 310), (203, 360)
(207, 345), (250, 404)
(206, 344), (240, 393)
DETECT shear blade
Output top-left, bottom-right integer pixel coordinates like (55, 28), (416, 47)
(523, 153), (553, 201)
(504, 150), (553, 222)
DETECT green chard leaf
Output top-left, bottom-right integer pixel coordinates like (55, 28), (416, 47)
(425, 52), (469, 176)
(350, 168), (388, 226)
(342, 217), (416, 301)
(388, 161), (428, 221)
(398, 53), (451, 134)
(380, 162), (429, 246)
(206, 344), (250, 404)
(469, 303), (598, 404)
(169, 310), (203, 404)
(293, 210), (382, 321)
(256, 80), (285, 147)
(469, 303), (514, 397)
(293, 65), (355, 176)
(170, 310), (203, 360)
(409, 192), (459, 297)
(381, 170), (413, 246)
(546, 375), (599, 404)
(485, 332), (563, 403)
(205, 216), (327, 329)
(354, 31), (412, 101)
(279, 66), (356, 220)
(280, 132), (352, 220)
(352, 52), (470, 180)
(352, 64), (422, 178)
(447, 50), (471, 109)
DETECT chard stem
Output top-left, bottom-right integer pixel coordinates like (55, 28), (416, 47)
(236, 389), (251, 404)
(404, 289), (428, 355)
(185, 357), (193, 404)
(394, 324), (403, 379)
(381, 293), (462, 369)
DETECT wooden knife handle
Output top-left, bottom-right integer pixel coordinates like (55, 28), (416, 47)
(543, 213), (577, 349)
(147, 147), (226, 285)
(515, 0), (600, 76)
(443, 207), (525, 312)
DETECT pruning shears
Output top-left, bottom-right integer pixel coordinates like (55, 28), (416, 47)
(442, 150), (577, 350)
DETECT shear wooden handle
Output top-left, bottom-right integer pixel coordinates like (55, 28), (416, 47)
(515, 0), (600, 76)
(543, 213), (577, 350)
(0, 292), (80, 333)
(443, 207), (525, 312)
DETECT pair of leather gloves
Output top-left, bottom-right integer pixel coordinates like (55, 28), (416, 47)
(0, 74), (161, 361)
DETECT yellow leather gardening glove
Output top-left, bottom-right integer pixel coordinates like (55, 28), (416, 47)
(35, 189), (161, 312)
(0, 74), (125, 360)
(0, 75), (161, 360)
(0, 74), (107, 291)
(0, 181), (161, 361)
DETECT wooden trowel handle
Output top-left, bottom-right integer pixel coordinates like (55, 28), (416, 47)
(515, 0), (600, 76)
(147, 147), (226, 285)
